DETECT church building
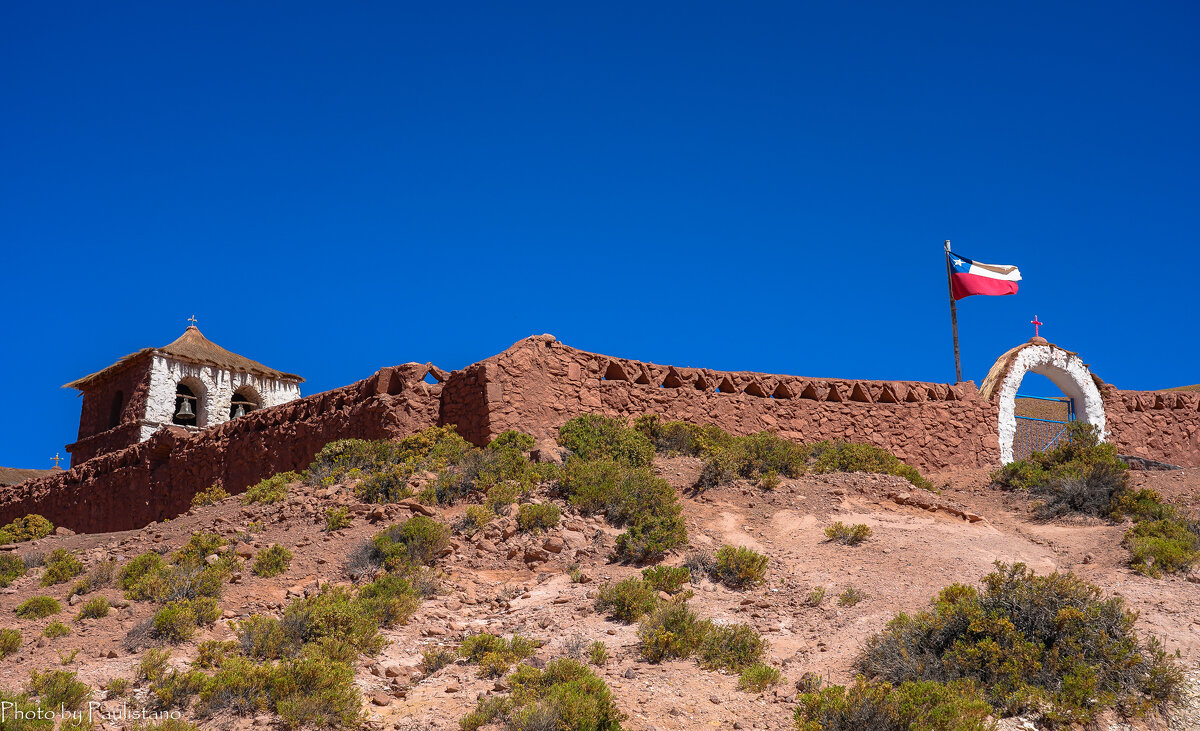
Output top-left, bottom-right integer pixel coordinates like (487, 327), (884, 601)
(63, 324), (303, 466)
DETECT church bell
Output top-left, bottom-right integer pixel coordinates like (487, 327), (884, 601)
(175, 398), (196, 420)
(232, 403), (246, 418)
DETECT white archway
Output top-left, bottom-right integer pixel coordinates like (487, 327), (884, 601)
(981, 339), (1106, 464)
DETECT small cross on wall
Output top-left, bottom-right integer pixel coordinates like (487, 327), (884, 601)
(51, 453), (62, 468)
(1031, 315), (1043, 339)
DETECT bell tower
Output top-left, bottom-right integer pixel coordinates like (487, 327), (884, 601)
(63, 323), (303, 466)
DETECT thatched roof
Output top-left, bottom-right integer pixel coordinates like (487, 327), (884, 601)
(64, 326), (303, 391)
(0, 467), (57, 487)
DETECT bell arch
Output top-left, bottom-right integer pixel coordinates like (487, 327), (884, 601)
(172, 376), (208, 427)
(229, 385), (262, 419)
(981, 339), (1106, 464)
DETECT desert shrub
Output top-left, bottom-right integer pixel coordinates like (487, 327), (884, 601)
(237, 615), (297, 660)
(421, 646), (458, 675)
(594, 577), (658, 623)
(268, 574), (418, 661)
(489, 430), (536, 452)
(0, 553), (25, 587)
(195, 640), (239, 669)
(191, 483), (230, 507)
(68, 559), (118, 597)
(152, 598), (219, 643)
(354, 464), (415, 504)
(858, 562), (1185, 725)
(517, 503), (561, 533)
(759, 470), (781, 490)
(613, 512), (688, 564)
(194, 654), (362, 727)
(588, 641), (608, 666)
(119, 552), (168, 599)
(26, 669), (90, 711)
(697, 622), (766, 672)
(43, 621), (70, 638)
(459, 505), (494, 534)
(150, 667), (206, 709)
(837, 587), (865, 606)
(0, 628), (20, 657)
(795, 672), (822, 693)
(461, 658), (624, 731)
(638, 598), (708, 663)
(104, 677), (130, 697)
(633, 416), (734, 458)
(794, 676), (994, 731)
(252, 544), (293, 578)
(370, 515), (450, 572)
(683, 550), (715, 578)
(713, 545), (768, 588)
(739, 663), (782, 692)
(0, 514), (54, 544)
(323, 506), (351, 532)
(807, 441), (934, 491)
(1125, 518), (1200, 577)
(824, 521), (872, 546)
(806, 586), (827, 606)
(698, 430), (808, 488)
(641, 565), (690, 594)
(16, 595), (61, 618)
(314, 428), (473, 504)
(40, 549), (83, 586)
(242, 471), (298, 505)
(559, 414), (654, 467)
(138, 648), (172, 682)
(459, 633), (538, 678)
(76, 596), (110, 620)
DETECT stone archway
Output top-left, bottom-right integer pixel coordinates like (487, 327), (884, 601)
(980, 337), (1106, 464)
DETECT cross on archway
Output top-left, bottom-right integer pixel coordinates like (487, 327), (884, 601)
(1031, 315), (1043, 338)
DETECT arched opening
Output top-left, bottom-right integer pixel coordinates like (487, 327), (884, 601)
(108, 390), (124, 429)
(173, 384), (200, 426)
(229, 387), (262, 420)
(982, 341), (1106, 464)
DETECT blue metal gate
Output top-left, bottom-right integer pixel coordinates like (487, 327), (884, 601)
(1013, 395), (1074, 460)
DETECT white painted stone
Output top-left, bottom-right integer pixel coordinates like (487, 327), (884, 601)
(995, 343), (1105, 464)
(141, 355), (301, 436)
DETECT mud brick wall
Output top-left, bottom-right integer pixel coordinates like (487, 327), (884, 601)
(462, 336), (1000, 471)
(1101, 386), (1200, 466)
(0, 365), (443, 533)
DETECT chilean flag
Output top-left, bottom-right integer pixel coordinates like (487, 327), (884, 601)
(949, 251), (1021, 300)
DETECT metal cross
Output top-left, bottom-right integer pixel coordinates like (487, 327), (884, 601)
(187, 315), (198, 328)
(1031, 315), (1043, 338)
(51, 453), (61, 468)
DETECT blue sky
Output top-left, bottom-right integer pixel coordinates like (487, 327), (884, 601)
(2, 1), (1196, 468)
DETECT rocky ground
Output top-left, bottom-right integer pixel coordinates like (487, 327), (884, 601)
(0, 459), (1198, 731)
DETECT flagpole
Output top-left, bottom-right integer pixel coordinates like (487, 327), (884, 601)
(944, 240), (963, 384)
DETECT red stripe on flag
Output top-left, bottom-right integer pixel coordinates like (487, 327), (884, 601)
(952, 272), (1019, 300)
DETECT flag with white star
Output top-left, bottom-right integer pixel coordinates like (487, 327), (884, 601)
(949, 251), (1021, 300)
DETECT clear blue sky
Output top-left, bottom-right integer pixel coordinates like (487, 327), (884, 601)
(2, 2), (1196, 468)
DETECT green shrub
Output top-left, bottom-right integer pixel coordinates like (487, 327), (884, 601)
(152, 598), (219, 643)
(104, 676), (130, 697)
(824, 522), (872, 546)
(195, 640), (239, 669)
(638, 599), (707, 663)
(713, 545), (768, 588)
(458, 633), (538, 678)
(807, 441), (934, 491)
(697, 622), (766, 672)
(461, 658), (624, 731)
(739, 663), (782, 692)
(0, 628), (20, 658)
(26, 669), (90, 711)
(794, 676), (994, 731)
(641, 565), (690, 593)
(16, 595), (61, 618)
(460, 505), (494, 533)
(588, 640), (608, 666)
(138, 648), (172, 682)
(633, 416), (734, 458)
(194, 654), (362, 727)
(806, 586), (826, 606)
(0, 514), (55, 544)
(421, 646), (458, 675)
(191, 483), (230, 507)
(559, 414), (654, 467)
(0, 553), (25, 587)
(837, 587), (865, 606)
(313, 428), (473, 503)
(242, 471), (298, 505)
(119, 551), (168, 599)
(1125, 518), (1200, 577)
(76, 596), (110, 620)
(324, 506), (352, 532)
(594, 577), (659, 623)
(857, 563), (1185, 724)
(698, 430), (809, 488)
(236, 615), (296, 660)
(370, 515), (450, 572)
(252, 544), (293, 578)
(68, 559), (117, 597)
(43, 621), (70, 638)
(613, 512), (688, 564)
(517, 503), (561, 533)
(150, 667), (206, 709)
(40, 549), (83, 586)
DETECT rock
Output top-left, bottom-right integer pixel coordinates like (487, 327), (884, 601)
(542, 536), (565, 554)
(383, 664), (403, 678)
(477, 539), (497, 553)
(235, 543), (255, 558)
(54, 527), (75, 537)
(444, 682), (460, 693)
(623, 668), (636, 679)
(397, 500), (435, 517)
(370, 691), (391, 706)
(68, 594), (82, 606)
(524, 548), (549, 564)
(204, 554), (220, 565)
(657, 591), (672, 601)
(532, 440), (565, 465)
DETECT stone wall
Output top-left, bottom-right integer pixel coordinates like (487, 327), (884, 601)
(0, 364), (442, 533)
(1102, 385), (1200, 467)
(466, 336), (1000, 471)
(69, 363), (153, 464)
(143, 355), (302, 431)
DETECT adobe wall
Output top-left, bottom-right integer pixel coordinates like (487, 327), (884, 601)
(1101, 385), (1200, 466)
(466, 336), (1000, 471)
(70, 363), (153, 464)
(0, 364), (443, 533)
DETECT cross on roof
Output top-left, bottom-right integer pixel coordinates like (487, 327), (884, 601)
(51, 453), (62, 468)
(1031, 315), (1043, 338)
(187, 315), (198, 328)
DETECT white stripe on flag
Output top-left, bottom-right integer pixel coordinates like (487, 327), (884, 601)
(968, 262), (1022, 282)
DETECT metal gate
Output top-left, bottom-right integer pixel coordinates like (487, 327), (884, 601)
(1013, 395), (1074, 460)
